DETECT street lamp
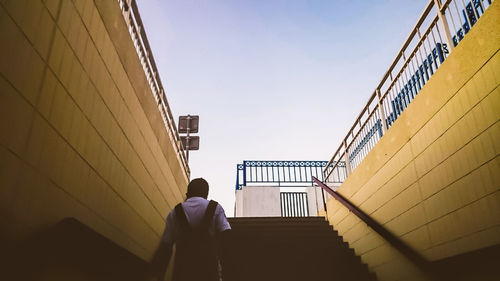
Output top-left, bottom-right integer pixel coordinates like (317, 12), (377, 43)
(178, 115), (199, 162)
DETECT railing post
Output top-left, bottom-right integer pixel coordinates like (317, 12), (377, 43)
(376, 89), (389, 133)
(321, 188), (327, 214)
(242, 161), (247, 187)
(433, 0), (455, 51)
(344, 140), (352, 176)
(235, 165), (240, 191)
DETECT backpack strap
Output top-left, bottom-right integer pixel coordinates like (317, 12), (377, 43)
(175, 203), (191, 231)
(200, 200), (218, 230)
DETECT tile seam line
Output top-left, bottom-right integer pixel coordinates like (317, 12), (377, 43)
(0, 0), (172, 225)
(91, 0), (186, 196)
(423, 221), (500, 252)
(13, 0), (63, 165)
(0, 142), (149, 256)
(386, 175), (499, 240)
(354, 83), (500, 219)
(353, 182), (500, 255)
(37, 0), (174, 219)
(68, 0), (180, 208)
(328, 200), (345, 218)
(352, 235), (385, 256)
(410, 82), (500, 182)
(345, 45), (500, 202)
(369, 114), (498, 228)
(329, 207), (352, 227)
(344, 149), (500, 246)
(57, 0), (177, 211)
(345, 49), (500, 212)
(418, 170), (500, 227)
(415, 120), (500, 201)
(330, 151), (500, 251)
(386, 222), (500, 261)
(408, 121), (433, 251)
(0, 52), (163, 242)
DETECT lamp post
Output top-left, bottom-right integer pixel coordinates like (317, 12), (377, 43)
(178, 115), (199, 163)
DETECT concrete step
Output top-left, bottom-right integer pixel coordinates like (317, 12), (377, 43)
(229, 233), (345, 244)
(229, 221), (332, 228)
(228, 216), (327, 221)
(228, 216), (328, 225)
(230, 227), (336, 235)
(222, 217), (377, 281)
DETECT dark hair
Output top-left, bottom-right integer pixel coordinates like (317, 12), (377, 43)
(186, 178), (209, 199)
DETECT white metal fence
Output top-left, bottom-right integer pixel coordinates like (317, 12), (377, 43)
(281, 192), (309, 217)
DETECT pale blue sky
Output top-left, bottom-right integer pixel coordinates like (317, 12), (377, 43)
(137, 0), (423, 216)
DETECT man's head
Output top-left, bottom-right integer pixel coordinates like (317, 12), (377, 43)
(186, 178), (209, 199)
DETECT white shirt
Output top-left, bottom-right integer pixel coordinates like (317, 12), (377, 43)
(161, 197), (231, 246)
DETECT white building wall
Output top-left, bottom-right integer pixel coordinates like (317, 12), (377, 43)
(235, 184), (341, 217)
(235, 186), (281, 217)
(306, 186), (320, 216)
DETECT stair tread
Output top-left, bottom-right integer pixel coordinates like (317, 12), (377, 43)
(223, 217), (377, 281)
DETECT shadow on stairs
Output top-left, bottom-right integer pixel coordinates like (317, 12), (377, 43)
(223, 217), (377, 281)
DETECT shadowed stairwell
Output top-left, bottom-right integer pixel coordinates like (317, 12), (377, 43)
(224, 217), (377, 281)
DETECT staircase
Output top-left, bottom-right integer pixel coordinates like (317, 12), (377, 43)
(224, 217), (377, 281)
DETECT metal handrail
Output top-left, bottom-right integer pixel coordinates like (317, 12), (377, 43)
(324, 0), (493, 182)
(312, 177), (431, 271)
(116, 0), (190, 177)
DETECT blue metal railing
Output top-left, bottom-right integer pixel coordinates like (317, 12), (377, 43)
(235, 161), (346, 190)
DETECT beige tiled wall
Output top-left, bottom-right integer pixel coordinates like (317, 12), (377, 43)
(0, 0), (188, 262)
(326, 2), (500, 281)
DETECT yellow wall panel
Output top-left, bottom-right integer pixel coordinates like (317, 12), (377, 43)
(427, 190), (500, 246)
(371, 182), (422, 225)
(0, 146), (24, 214)
(336, 212), (360, 236)
(424, 155), (500, 222)
(361, 243), (399, 268)
(384, 203), (428, 236)
(418, 121), (498, 200)
(372, 258), (427, 281)
(351, 231), (386, 255)
(423, 225), (500, 260)
(325, 2), (500, 280)
(401, 225), (431, 251)
(344, 220), (370, 244)
(0, 78), (35, 157)
(361, 160), (418, 215)
(329, 201), (349, 227)
(0, 0), (189, 266)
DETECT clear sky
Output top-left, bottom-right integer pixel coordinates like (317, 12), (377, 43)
(137, 0), (424, 216)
